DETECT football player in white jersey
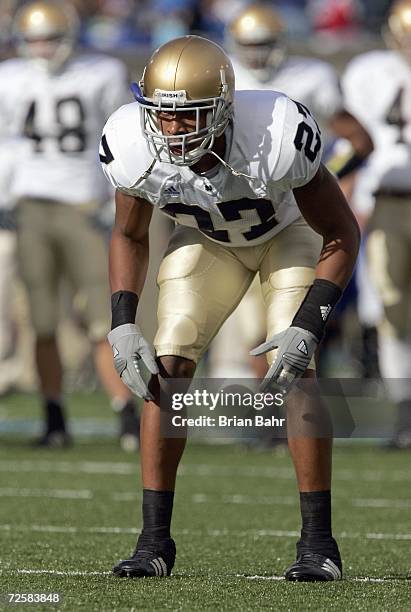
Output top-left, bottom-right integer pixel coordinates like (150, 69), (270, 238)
(228, 3), (372, 173)
(1, 0), (138, 449)
(102, 35), (360, 581)
(208, 2), (373, 382)
(342, 0), (411, 448)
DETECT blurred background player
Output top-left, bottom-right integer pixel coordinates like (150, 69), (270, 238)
(0, 133), (27, 395)
(0, 0), (138, 449)
(207, 1), (373, 381)
(342, 0), (411, 448)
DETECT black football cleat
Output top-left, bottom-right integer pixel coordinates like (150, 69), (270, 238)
(285, 539), (342, 582)
(285, 552), (342, 581)
(32, 429), (72, 449)
(113, 536), (176, 578)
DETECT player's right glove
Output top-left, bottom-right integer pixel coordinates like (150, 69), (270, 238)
(107, 323), (159, 401)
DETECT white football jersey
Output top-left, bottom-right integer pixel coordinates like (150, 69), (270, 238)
(101, 90), (323, 247)
(231, 56), (344, 121)
(0, 138), (29, 210)
(0, 54), (130, 205)
(343, 50), (411, 194)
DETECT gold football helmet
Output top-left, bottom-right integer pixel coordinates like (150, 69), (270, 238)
(132, 35), (235, 166)
(13, 0), (79, 72)
(385, 0), (411, 61)
(229, 3), (286, 81)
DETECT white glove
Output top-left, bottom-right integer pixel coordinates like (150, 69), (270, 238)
(250, 326), (319, 393)
(108, 323), (159, 400)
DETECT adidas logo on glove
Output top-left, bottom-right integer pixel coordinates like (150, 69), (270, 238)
(296, 340), (308, 355)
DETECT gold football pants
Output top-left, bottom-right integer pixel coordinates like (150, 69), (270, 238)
(154, 216), (322, 365)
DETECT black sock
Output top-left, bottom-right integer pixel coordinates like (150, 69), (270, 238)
(141, 489), (174, 541)
(45, 399), (66, 433)
(298, 490), (340, 565)
(300, 490), (332, 543)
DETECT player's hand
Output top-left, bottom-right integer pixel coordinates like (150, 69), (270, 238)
(250, 326), (319, 393)
(107, 323), (159, 400)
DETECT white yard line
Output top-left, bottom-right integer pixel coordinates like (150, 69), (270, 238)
(235, 574), (405, 583)
(1, 523), (410, 541)
(0, 488), (92, 499)
(0, 459), (410, 482)
(0, 486), (409, 512)
(5, 569), (407, 583)
(186, 493), (411, 509)
(16, 569), (110, 576)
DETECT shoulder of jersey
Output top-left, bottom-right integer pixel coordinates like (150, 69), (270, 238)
(69, 52), (127, 76)
(101, 102), (153, 190)
(0, 57), (30, 81)
(285, 55), (337, 79)
(345, 49), (393, 77)
(233, 90), (303, 181)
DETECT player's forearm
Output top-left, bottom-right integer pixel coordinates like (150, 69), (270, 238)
(329, 110), (373, 159)
(109, 227), (149, 297)
(315, 227), (360, 289)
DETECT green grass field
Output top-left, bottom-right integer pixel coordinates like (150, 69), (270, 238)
(0, 393), (410, 610)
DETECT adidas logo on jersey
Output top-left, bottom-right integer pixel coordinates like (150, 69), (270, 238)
(164, 185), (180, 197)
(320, 304), (332, 321)
(296, 340), (308, 355)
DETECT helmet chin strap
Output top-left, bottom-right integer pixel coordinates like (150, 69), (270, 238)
(206, 148), (259, 182)
(204, 123), (259, 182)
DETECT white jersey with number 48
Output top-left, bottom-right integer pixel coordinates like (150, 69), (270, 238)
(343, 50), (411, 194)
(101, 90), (323, 247)
(0, 54), (129, 205)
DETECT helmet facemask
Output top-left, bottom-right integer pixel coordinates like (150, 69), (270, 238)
(132, 70), (233, 166)
(228, 3), (286, 82)
(17, 33), (75, 73)
(233, 39), (286, 82)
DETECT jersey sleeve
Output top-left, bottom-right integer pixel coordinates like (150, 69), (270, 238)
(273, 97), (323, 190)
(100, 59), (131, 121)
(311, 62), (344, 119)
(100, 110), (131, 194)
(99, 103), (153, 198)
(341, 55), (374, 126)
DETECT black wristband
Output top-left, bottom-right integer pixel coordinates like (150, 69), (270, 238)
(291, 279), (342, 341)
(111, 290), (138, 330)
(335, 153), (364, 180)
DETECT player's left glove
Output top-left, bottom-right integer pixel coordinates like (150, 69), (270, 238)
(250, 278), (343, 394)
(250, 327), (319, 393)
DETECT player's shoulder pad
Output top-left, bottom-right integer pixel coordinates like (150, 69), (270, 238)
(275, 95), (323, 187)
(288, 55), (336, 74)
(71, 52), (127, 77)
(0, 57), (28, 81)
(234, 89), (293, 178)
(100, 102), (153, 192)
(345, 49), (389, 78)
